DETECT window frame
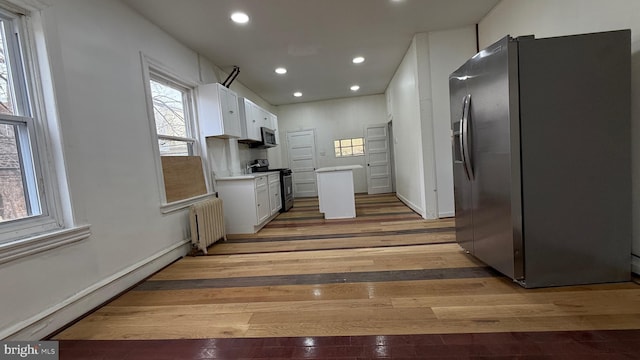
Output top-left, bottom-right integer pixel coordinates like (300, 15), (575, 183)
(140, 53), (211, 213)
(0, 116), (43, 217)
(334, 137), (365, 158)
(0, 0), (90, 264)
(149, 76), (197, 156)
(0, 7), (60, 241)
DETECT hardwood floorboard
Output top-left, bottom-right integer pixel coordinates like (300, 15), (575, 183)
(56, 330), (640, 359)
(53, 193), (640, 349)
(230, 217), (453, 236)
(137, 266), (497, 290)
(150, 244), (478, 280)
(224, 227), (453, 243)
(207, 237), (455, 256)
(242, 314), (640, 338)
(262, 215), (425, 228)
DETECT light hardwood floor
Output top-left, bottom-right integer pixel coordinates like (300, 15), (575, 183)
(54, 194), (640, 340)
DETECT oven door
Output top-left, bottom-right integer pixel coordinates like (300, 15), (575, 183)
(281, 174), (293, 212)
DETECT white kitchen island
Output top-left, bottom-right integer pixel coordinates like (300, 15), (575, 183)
(315, 165), (363, 219)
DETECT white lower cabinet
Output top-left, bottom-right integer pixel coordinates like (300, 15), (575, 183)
(255, 176), (270, 224)
(268, 174), (282, 215)
(216, 172), (281, 234)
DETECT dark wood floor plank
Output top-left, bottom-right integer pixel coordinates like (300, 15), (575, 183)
(56, 330), (640, 359)
(135, 266), (498, 291)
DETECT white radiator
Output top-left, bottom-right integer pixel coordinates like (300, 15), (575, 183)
(189, 197), (226, 254)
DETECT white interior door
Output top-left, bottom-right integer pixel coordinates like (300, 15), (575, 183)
(287, 129), (318, 197)
(365, 123), (392, 194)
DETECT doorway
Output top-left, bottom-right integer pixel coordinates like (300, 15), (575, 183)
(365, 123), (393, 194)
(286, 129), (318, 198)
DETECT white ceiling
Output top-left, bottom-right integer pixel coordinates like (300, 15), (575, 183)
(121, 0), (499, 105)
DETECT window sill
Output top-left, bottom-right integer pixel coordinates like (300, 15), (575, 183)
(0, 225), (91, 265)
(160, 193), (215, 214)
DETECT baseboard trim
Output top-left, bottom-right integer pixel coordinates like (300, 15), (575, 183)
(3, 239), (190, 340)
(396, 193), (426, 218)
(438, 211), (455, 218)
(633, 254), (639, 275)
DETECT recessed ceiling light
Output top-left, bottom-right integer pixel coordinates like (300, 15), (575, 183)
(275, 67), (287, 74)
(293, 92), (303, 97)
(350, 85), (360, 91)
(352, 56), (365, 64)
(230, 12), (249, 24)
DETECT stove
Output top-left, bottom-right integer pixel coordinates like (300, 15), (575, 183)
(273, 168), (293, 212)
(250, 160), (293, 212)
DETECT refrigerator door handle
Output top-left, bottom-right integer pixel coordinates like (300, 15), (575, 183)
(458, 115), (465, 162)
(458, 103), (469, 180)
(462, 94), (474, 180)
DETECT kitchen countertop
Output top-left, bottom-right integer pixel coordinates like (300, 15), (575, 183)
(216, 171), (280, 180)
(315, 165), (363, 173)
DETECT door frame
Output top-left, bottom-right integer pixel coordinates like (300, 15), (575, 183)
(285, 128), (318, 198)
(364, 122), (393, 194)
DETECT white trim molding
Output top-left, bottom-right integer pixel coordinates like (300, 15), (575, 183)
(161, 193), (215, 214)
(396, 192), (426, 219)
(1, 0), (50, 14)
(438, 211), (455, 218)
(0, 225), (91, 265)
(140, 52), (215, 210)
(3, 239), (190, 340)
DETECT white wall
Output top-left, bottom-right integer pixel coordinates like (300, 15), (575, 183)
(415, 33), (438, 219)
(479, 0), (640, 273)
(277, 95), (387, 193)
(427, 27), (477, 217)
(385, 29), (476, 218)
(386, 37), (426, 216)
(1, 0), (273, 339)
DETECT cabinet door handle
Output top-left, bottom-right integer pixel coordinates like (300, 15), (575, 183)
(229, 110), (234, 114)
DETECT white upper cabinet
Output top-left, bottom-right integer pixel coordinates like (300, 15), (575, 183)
(197, 83), (241, 138)
(258, 107), (271, 129)
(238, 97), (278, 144)
(238, 97), (262, 141)
(270, 113), (279, 145)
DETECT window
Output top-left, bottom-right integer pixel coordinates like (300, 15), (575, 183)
(142, 54), (209, 211)
(149, 77), (195, 156)
(0, 14), (42, 225)
(334, 137), (365, 157)
(0, 3), (88, 258)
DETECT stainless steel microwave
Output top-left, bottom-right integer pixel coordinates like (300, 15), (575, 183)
(260, 127), (277, 147)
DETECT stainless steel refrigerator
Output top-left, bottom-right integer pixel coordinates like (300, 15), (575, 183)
(449, 30), (631, 288)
